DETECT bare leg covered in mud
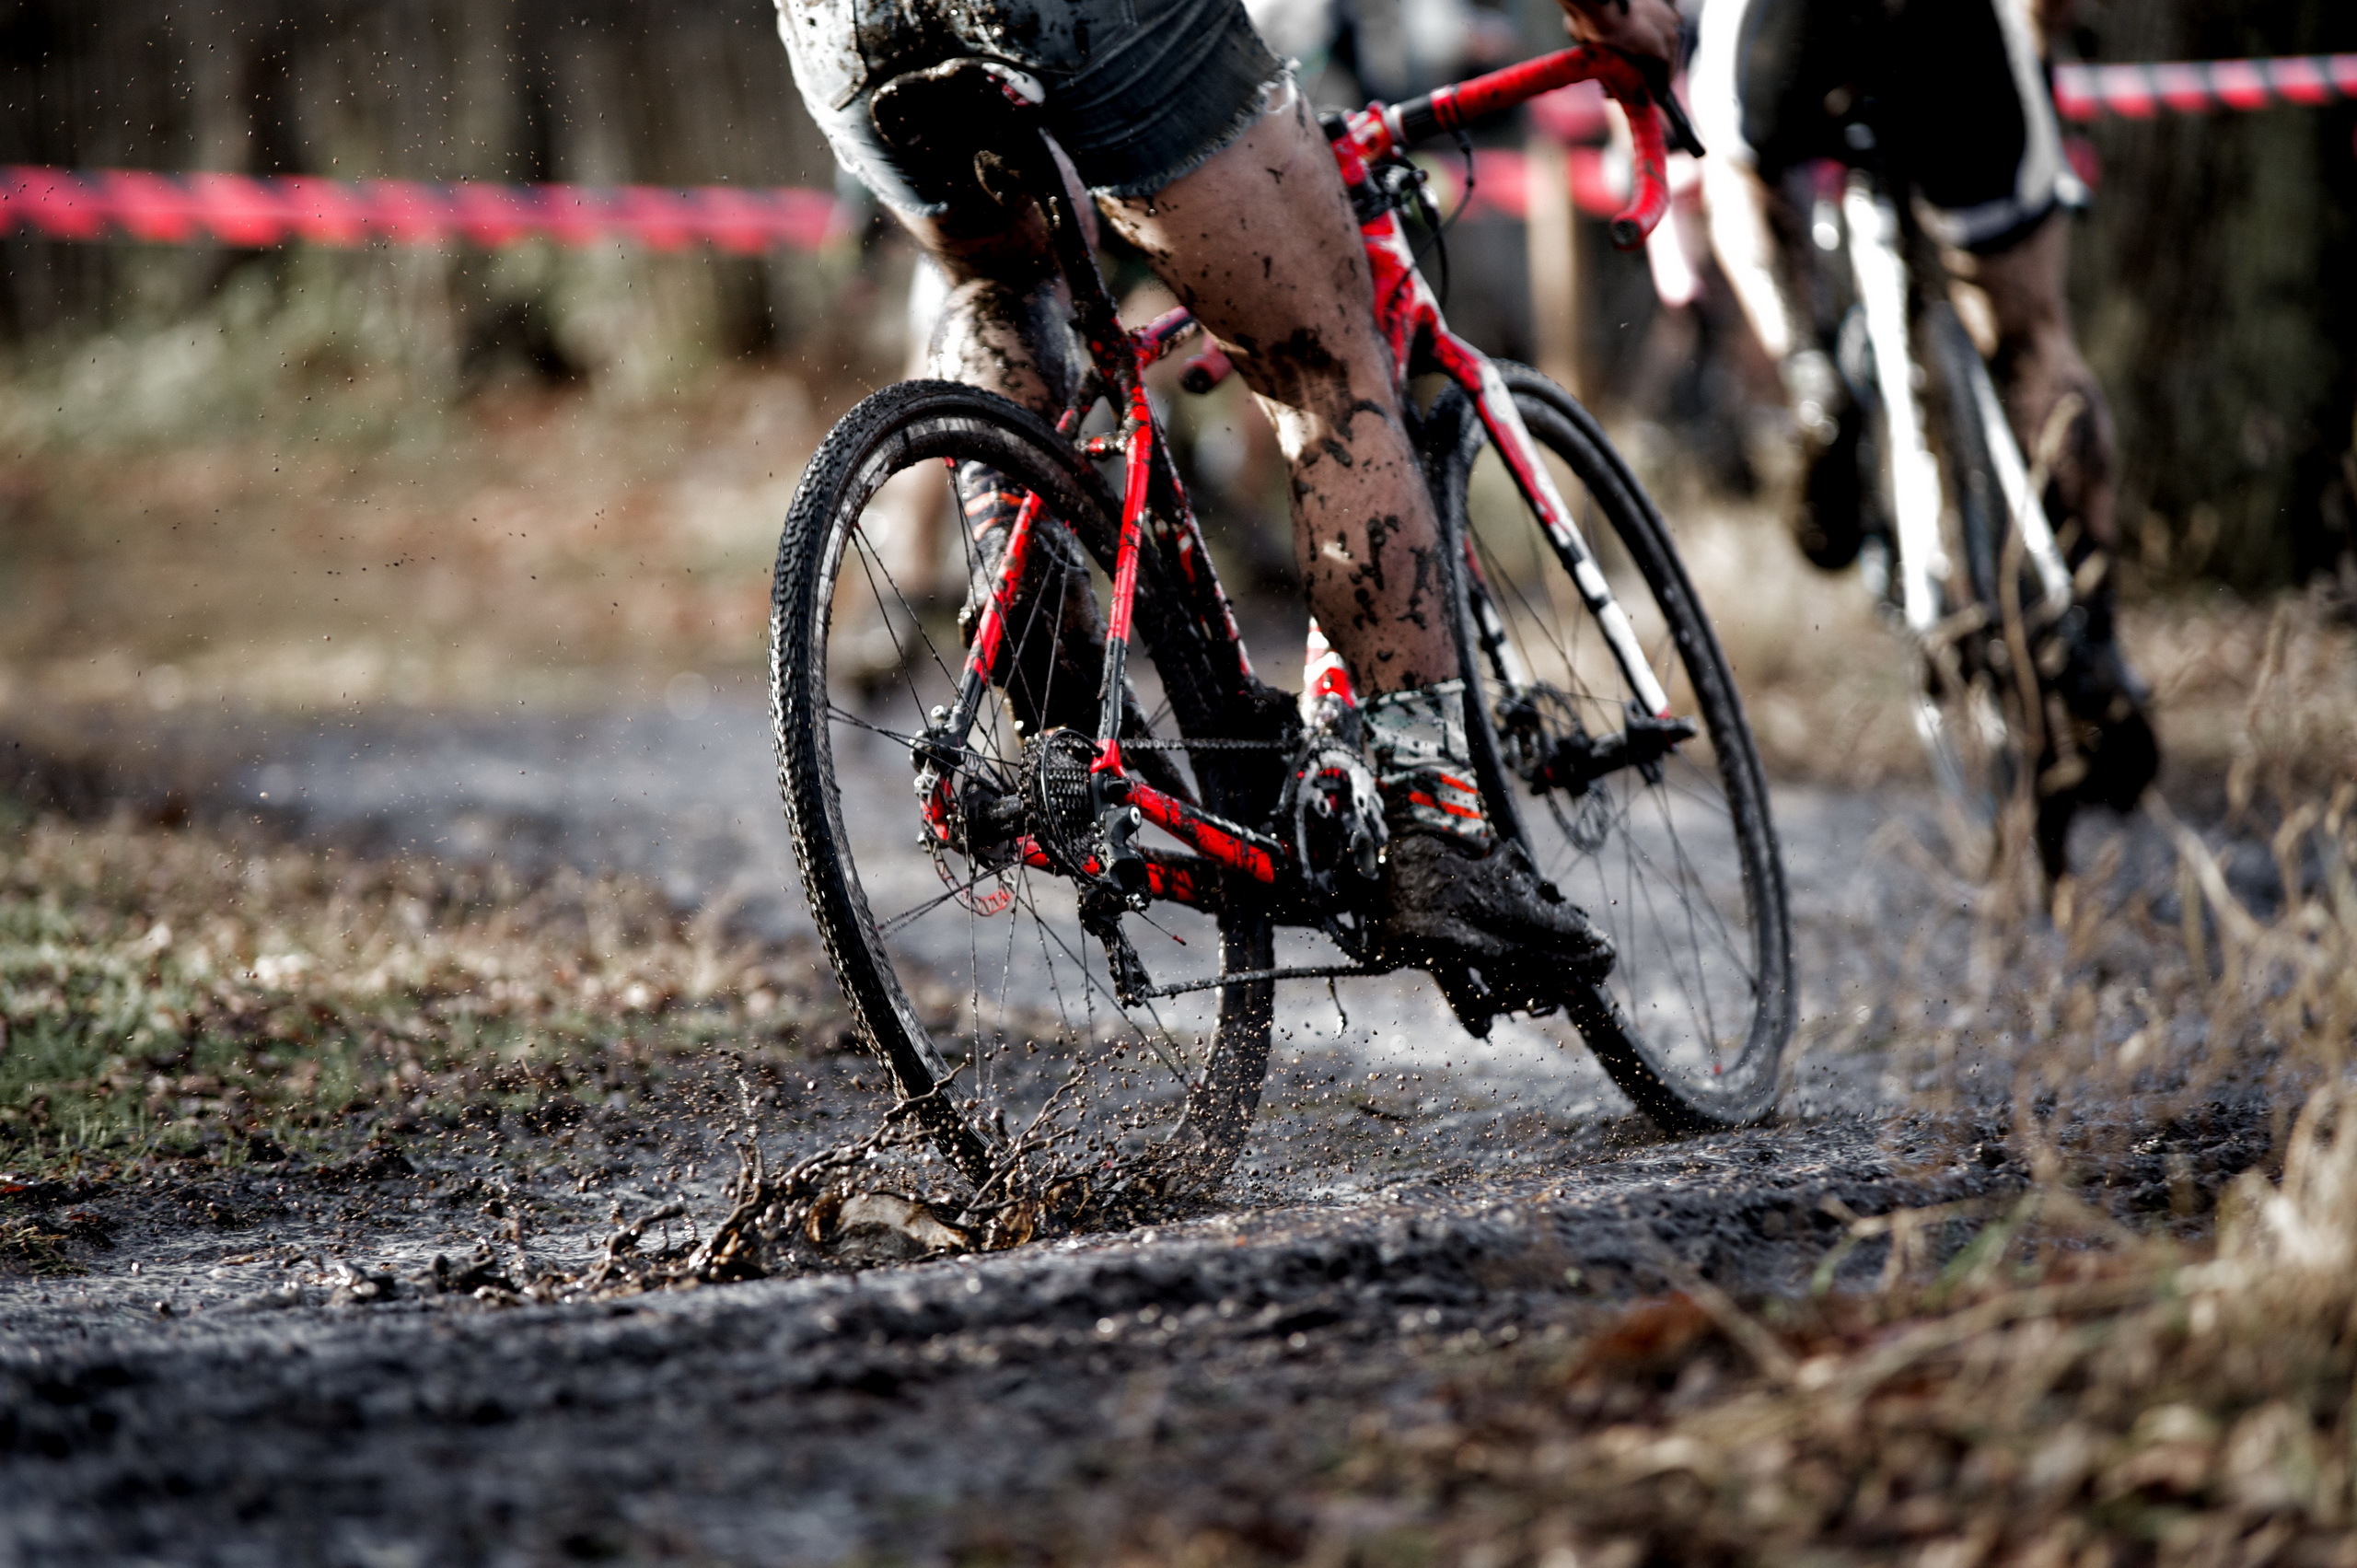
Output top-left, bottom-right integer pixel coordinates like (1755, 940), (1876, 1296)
(906, 82), (1457, 699)
(1967, 214), (2154, 822)
(1098, 84), (1455, 696)
(1964, 214), (2117, 580)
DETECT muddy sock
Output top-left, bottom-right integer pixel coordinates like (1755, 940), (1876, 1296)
(1364, 680), (1492, 852)
(954, 461), (1029, 643)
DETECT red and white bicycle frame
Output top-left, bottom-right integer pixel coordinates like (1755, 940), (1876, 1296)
(926, 47), (1686, 912)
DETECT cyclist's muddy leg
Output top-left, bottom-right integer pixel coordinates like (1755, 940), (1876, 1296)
(900, 166), (1090, 417)
(1107, 79), (1608, 988)
(1968, 211), (2118, 598)
(1701, 159), (1878, 568)
(896, 168), (1107, 729)
(1971, 209), (2153, 822)
(1097, 80), (1458, 698)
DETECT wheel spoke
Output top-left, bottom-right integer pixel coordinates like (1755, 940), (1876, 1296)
(1450, 373), (1790, 1121)
(785, 389), (1267, 1194)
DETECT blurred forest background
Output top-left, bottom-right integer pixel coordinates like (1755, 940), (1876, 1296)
(0, 0), (2351, 746)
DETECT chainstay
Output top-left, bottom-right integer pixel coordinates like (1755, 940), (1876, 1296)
(1138, 961), (1385, 999)
(1117, 738), (1291, 751)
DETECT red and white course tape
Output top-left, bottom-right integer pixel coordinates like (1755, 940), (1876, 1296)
(2053, 54), (2357, 121)
(0, 167), (841, 251)
(2, 54), (2348, 251)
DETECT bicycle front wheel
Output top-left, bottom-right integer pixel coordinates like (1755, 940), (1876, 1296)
(772, 380), (1277, 1218)
(1424, 363), (1794, 1129)
(1910, 299), (2037, 872)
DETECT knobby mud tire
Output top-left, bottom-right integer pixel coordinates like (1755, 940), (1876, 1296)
(1423, 363), (1794, 1131)
(772, 379), (1277, 1199)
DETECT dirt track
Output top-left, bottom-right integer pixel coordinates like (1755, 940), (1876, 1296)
(0, 691), (2283, 1565)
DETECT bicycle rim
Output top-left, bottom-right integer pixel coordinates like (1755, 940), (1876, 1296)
(1428, 364), (1793, 1129)
(772, 380), (1275, 1213)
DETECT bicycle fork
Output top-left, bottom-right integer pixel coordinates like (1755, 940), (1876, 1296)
(1428, 337), (1676, 722)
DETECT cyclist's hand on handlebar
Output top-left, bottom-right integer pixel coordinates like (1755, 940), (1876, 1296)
(1555, 0), (1680, 66)
(1557, 1), (1707, 158)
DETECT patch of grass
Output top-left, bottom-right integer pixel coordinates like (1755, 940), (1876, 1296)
(1657, 499), (2357, 796)
(0, 360), (820, 716)
(1283, 1084), (2357, 1567)
(0, 798), (839, 1179)
(1101, 759), (2357, 1565)
(0, 1215), (86, 1277)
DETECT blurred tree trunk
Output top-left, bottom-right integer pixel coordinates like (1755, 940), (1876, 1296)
(2069, 0), (2357, 587)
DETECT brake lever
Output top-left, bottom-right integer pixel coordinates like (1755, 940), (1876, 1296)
(1625, 52), (1706, 158)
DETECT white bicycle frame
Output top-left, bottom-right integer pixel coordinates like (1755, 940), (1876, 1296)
(1841, 173), (2074, 639)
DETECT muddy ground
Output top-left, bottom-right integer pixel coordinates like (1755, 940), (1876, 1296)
(0, 691), (2294, 1566)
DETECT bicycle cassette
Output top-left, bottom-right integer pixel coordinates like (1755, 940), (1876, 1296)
(1021, 727), (1101, 876)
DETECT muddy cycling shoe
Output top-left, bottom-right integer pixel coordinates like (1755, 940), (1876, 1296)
(1782, 342), (1894, 574)
(2056, 628), (2160, 815)
(1358, 680), (1611, 1035)
(1369, 834), (1615, 1037)
(2031, 617), (2160, 880)
(1794, 402), (1891, 573)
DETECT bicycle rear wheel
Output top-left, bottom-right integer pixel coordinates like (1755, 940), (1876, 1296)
(1424, 363), (1794, 1130)
(772, 380), (1277, 1218)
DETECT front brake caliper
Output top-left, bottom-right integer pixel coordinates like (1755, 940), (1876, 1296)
(1502, 689), (1697, 796)
(911, 707), (965, 850)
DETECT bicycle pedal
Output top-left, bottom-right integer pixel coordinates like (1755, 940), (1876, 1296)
(1433, 965), (1497, 1040)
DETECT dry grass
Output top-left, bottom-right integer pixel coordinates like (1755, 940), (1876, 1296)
(1127, 661), (2357, 1567)
(0, 796), (834, 1178)
(2135, 584), (2357, 812)
(0, 367), (825, 716)
(1655, 495), (2357, 797)
(1281, 1087), (2357, 1566)
(6, 344), (2346, 806)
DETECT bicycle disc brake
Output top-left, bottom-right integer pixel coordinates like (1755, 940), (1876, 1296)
(913, 721), (1023, 915)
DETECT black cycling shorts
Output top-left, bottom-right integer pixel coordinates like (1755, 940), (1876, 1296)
(774, 0), (1282, 216)
(1690, 0), (2067, 251)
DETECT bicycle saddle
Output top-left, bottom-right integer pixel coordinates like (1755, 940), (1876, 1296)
(870, 59), (1049, 205)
